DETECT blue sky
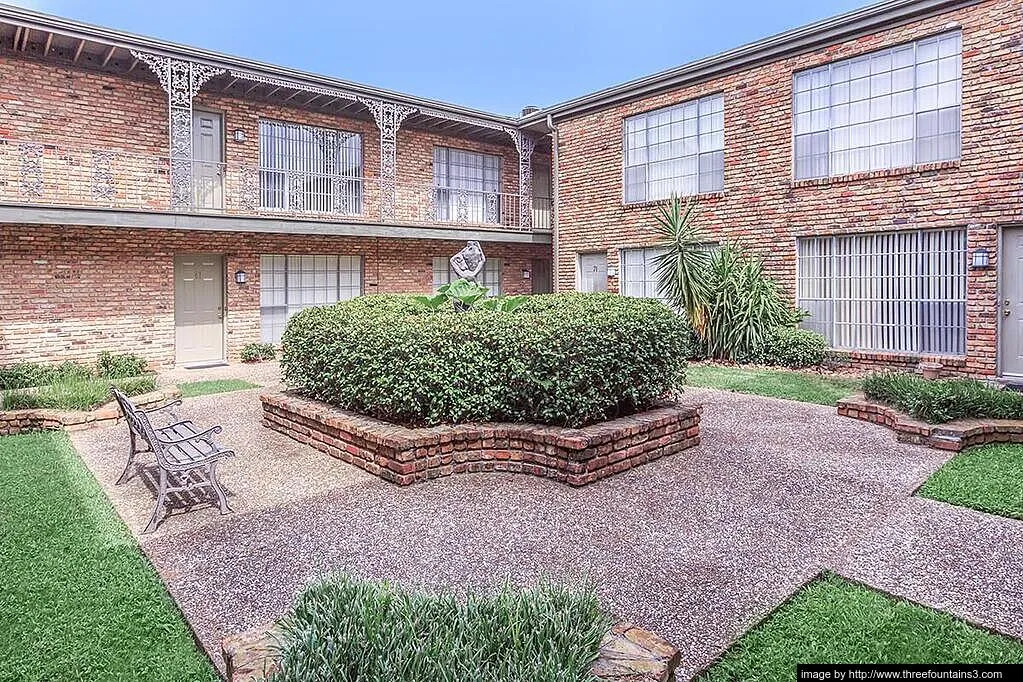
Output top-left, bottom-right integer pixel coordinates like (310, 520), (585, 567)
(13, 0), (869, 116)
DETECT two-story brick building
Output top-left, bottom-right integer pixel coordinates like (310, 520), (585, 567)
(1, 0), (1020, 379)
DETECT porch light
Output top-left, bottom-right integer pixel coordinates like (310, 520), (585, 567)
(233, 130), (247, 142)
(234, 270), (248, 284)
(971, 247), (990, 270)
(522, 269), (530, 279)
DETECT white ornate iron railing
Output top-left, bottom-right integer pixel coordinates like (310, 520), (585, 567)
(0, 139), (552, 231)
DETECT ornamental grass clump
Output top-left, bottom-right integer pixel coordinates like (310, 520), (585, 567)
(281, 293), (689, 428)
(270, 575), (610, 682)
(862, 372), (1023, 424)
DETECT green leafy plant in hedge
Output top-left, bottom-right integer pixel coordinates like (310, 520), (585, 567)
(281, 293), (688, 427)
(240, 342), (277, 363)
(863, 372), (1023, 424)
(416, 278), (527, 312)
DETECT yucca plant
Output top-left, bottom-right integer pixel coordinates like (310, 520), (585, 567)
(651, 195), (713, 334)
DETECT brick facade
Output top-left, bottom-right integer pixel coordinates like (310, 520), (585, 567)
(553, 0), (1022, 377)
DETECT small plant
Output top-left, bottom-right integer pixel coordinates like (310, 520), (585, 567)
(96, 352), (148, 379)
(1, 375), (156, 411)
(863, 372), (1023, 424)
(757, 327), (828, 368)
(415, 278), (526, 312)
(240, 343), (277, 363)
(0, 360), (92, 390)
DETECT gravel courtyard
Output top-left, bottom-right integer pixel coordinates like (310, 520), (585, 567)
(71, 384), (1023, 679)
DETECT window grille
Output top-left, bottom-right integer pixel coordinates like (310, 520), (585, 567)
(432, 256), (502, 296)
(624, 94), (724, 203)
(621, 245), (719, 304)
(259, 254), (362, 343)
(793, 31), (961, 180)
(796, 229), (966, 354)
(433, 147), (501, 224)
(259, 120), (363, 214)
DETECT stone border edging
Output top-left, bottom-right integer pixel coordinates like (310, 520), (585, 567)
(261, 391), (701, 486)
(222, 620), (680, 682)
(837, 394), (1023, 451)
(0, 386), (182, 436)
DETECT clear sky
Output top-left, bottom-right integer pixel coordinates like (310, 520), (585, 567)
(11, 0), (870, 116)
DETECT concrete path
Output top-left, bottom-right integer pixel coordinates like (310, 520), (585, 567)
(69, 384), (1023, 680)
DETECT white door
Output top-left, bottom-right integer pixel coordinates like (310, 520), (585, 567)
(192, 111), (223, 210)
(532, 164), (552, 229)
(578, 252), (608, 293)
(1001, 227), (1023, 375)
(174, 254), (225, 365)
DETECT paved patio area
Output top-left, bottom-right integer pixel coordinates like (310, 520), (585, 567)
(70, 383), (1023, 679)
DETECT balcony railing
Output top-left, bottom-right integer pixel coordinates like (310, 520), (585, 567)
(0, 139), (552, 231)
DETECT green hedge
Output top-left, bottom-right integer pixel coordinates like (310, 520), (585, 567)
(862, 372), (1023, 424)
(0, 353), (149, 390)
(2, 375), (156, 411)
(281, 293), (689, 427)
(756, 327), (828, 368)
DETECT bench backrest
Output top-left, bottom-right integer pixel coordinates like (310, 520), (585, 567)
(111, 388), (172, 468)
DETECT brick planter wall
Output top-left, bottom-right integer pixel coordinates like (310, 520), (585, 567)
(838, 394), (1023, 451)
(0, 386), (181, 436)
(261, 392), (700, 486)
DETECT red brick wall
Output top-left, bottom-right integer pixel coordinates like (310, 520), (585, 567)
(554, 0), (1022, 377)
(0, 224), (550, 366)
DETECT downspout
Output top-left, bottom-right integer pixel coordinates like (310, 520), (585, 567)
(545, 113), (559, 292)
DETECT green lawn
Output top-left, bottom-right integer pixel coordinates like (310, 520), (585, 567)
(918, 443), (1023, 520)
(685, 364), (861, 406)
(699, 574), (1023, 681)
(178, 378), (259, 398)
(0, 431), (217, 681)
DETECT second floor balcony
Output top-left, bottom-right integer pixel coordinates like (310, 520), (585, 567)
(0, 139), (553, 232)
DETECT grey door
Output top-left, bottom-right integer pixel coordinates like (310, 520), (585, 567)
(578, 252), (608, 293)
(1002, 228), (1023, 375)
(174, 254), (224, 365)
(192, 111), (223, 210)
(531, 258), (552, 294)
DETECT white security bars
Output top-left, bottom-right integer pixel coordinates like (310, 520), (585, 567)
(259, 121), (363, 214)
(624, 94), (725, 203)
(796, 229), (966, 355)
(260, 255), (362, 343)
(432, 256), (502, 296)
(433, 147), (502, 224)
(793, 31), (961, 180)
(621, 247), (668, 301)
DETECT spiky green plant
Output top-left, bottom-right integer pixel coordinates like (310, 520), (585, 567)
(651, 195), (713, 334)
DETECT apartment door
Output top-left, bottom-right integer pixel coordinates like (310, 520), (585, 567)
(532, 164), (552, 229)
(174, 254), (225, 365)
(531, 258), (552, 294)
(192, 110), (223, 210)
(578, 252), (608, 293)
(1001, 228), (1023, 376)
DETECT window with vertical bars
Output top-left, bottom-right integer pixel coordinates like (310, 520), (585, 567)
(259, 120), (363, 214)
(433, 147), (502, 224)
(793, 31), (961, 180)
(432, 256), (502, 296)
(623, 94), (725, 203)
(259, 254), (362, 344)
(796, 229), (966, 355)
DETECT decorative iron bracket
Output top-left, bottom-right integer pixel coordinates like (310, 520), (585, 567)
(505, 129), (538, 229)
(360, 98), (418, 220)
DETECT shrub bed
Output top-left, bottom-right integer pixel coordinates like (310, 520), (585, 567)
(270, 575), (609, 682)
(1, 375), (156, 411)
(862, 372), (1023, 424)
(281, 293), (689, 428)
(240, 342), (277, 363)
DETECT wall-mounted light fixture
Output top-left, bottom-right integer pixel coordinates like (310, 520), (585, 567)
(971, 247), (990, 270)
(607, 266), (619, 278)
(234, 270), (248, 284)
(233, 130), (247, 143)
(522, 269), (530, 279)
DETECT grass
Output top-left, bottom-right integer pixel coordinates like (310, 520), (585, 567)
(699, 574), (1023, 681)
(0, 431), (216, 681)
(1, 374), (156, 411)
(917, 443), (1023, 519)
(685, 363), (861, 406)
(178, 378), (259, 398)
(272, 574), (610, 682)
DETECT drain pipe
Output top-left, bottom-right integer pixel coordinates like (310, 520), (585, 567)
(545, 113), (559, 292)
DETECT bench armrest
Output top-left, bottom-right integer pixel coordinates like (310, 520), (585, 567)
(157, 424), (223, 445)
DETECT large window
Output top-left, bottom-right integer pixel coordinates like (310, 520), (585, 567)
(796, 229), (966, 355)
(260, 255), (362, 343)
(621, 247), (667, 301)
(433, 147), (501, 224)
(624, 94), (724, 203)
(432, 256), (502, 296)
(259, 120), (363, 214)
(794, 31), (961, 180)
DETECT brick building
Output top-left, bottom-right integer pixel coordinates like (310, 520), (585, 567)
(1, 0), (1020, 377)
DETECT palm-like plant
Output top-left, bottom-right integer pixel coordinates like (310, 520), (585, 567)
(651, 195), (713, 334)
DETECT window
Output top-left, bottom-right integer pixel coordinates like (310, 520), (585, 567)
(624, 94), (724, 203)
(796, 229), (966, 354)
(621, 247), (667, 301)
(259, 120), (363, 214)
(432, 256), (502, 296)
(260, 255), (362, 343)
(793, 31), (961, 180)
(433, 147), (502, 224)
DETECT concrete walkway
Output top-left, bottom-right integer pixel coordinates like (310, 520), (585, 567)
(70, 384), (1023, 680)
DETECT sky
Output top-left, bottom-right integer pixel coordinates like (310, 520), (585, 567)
(10, 0), (871, 116)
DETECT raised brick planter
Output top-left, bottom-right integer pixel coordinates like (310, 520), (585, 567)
(0, 386), (181, 436)
(222, 620), (680, 682)
(261, 392), (701, 486)
(837, 394), (1023, 452)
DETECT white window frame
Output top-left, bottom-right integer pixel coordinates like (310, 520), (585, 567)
(432, 256), (502, 296)
(433, 147), (502, 224)
(259, 254), (363, 344)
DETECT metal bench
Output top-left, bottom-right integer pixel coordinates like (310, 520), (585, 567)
(111, 388), (235, 533)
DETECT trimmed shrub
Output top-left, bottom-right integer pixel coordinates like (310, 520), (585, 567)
(240, 342), (277, 363)
(271, 574), (610, 682)
(96, 352), (148, 379)
(281, 293), (689, 428)
(757, 327), (828, 368)
(863, 372), (1023, 424)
